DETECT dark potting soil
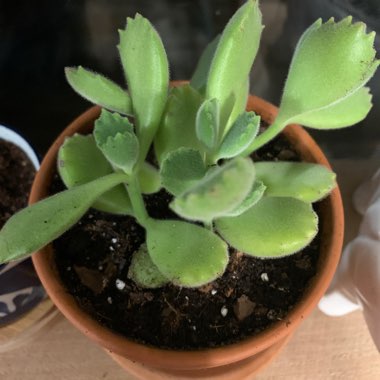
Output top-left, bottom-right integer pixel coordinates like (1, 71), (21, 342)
(0, 139), (36, 227)
(53, 133), (321, 350)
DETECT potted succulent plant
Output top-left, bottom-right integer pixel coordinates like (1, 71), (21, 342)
(0, 0), (378, 378)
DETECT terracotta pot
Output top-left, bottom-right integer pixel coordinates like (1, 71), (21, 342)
(31, 95), (344, 379)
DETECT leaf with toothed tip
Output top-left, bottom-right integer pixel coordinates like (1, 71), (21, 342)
(65, 66), (132, 115)
(58, 134), (132, 215)
(276, 17), (379, 128)
(94, 109), (139, 174)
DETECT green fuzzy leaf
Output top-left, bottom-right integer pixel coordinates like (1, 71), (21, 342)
(94, 110), (139, 173)
(65, 66), (132, 115)
(226, 78), (250, 131)
(118, 14), (169, 134)
(215, 197), (318, 258)
(170, 157), (255, 223)
(138, 163), (161, 194)
(277, 17), (379, 127)
(154, 85), (203, 163)
(0, 173), (129, 263)
(217, 111), (260, 159)
(223, 180), (266, 217)
(160, 148), (206, 196)
(58, 134), (132, 215)
(206, 0), (262, 124)
(127, 243), (168, 288)
(256, 162), (336, 202)
(291, 87), (373, 129)
(101, 133), (139, 174)
(93, 109), (134, 143)
(190, 35), (221, 92)
(146, 219), (228, 287)
(196, 98), (220, 149)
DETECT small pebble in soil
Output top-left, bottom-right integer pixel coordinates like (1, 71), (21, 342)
(261, 272), (269, 282)
(111, 238), (118, 244)
(115, 279), (126, 290)
(267, 309), (278, 320)
(211, 289), (217, 296)
(192, 326), (197, 331)
(107, 297), (113, 304)
(221, 306), (228, 317)
(233, 295), (256, 321)
(109, 246), (115, 251)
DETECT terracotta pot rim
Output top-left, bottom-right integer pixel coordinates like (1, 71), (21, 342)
(31, 95), (344, 370)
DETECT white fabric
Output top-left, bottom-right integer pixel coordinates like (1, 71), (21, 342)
(319, 168), (380, 352)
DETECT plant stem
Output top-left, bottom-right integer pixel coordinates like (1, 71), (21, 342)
(242, 120), (285, 156)
(127, 175), (149, 228)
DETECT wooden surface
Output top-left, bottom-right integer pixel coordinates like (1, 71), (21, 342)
(1, 159), (379, 380)
(0, 298), (58, 353)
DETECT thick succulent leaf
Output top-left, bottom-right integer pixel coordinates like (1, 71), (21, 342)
(292, 87), (373, 129)
(215, 197), (318, 258)
(94, 110), (139, 173)
(127, 243), (168, 288)
(118, 14), (169, 133)
(154, 85), (203, 163)
(196, 98), (219, 149)
(190, 35), (220, 92)
(206, 0), (262, 120)
(160, 148), (206, 196)
(65, 66), (132, 115)
(93, 109), (134, 143)
(146, 219), (228, 287)
(226, 78), (250, 131)
(217, 111), (260, 159)
(138, 163), (161, 194)
(170, 157), (255, 223)
(0, 173), (129, 263)
(223, 180), (266, 217)
(277, 17), (379, 126)
(101, 133), (139, 173)
(58, 134), (132, 215)
(256, 162), (336, 202)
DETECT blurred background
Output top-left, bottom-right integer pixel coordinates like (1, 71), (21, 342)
(0, 0), (379, 159)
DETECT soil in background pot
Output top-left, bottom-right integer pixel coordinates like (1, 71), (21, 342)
(53, 133), (321, 350)
(0, 139), (36, 225)
(0, 138), (44, 327)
